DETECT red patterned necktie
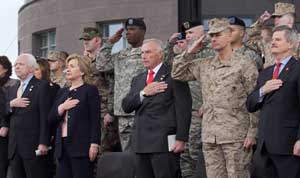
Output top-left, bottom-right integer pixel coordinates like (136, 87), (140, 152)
(272, 62), (282, 79)
(147, 70), (155, 85)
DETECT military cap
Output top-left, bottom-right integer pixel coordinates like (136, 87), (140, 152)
(79, 27), (100, 40)
(181, 20), (202, 31)
(272, 2), (295, 17)
(207, 18), (230, 34)
(125, 18), (146, 30)
(228, 16), (246, 27)
(177, 32), (186, 40)
(47, 50), (68, 61)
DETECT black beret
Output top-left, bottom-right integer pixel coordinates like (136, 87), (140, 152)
(125, 18), (146, 31)
(228, 16), (246, 27)
(181, 20), (202, 31)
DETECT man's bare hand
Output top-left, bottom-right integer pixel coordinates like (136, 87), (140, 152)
(0, 127), (9, 137)
(143, 82), (168, 96)
(187, 35), (206, 54)
(243, 137), (256, 151)
(109, 28), (124, 44)
(259, 11), (272, 24)
(104, 113), (114, 127)
(198, 106), (204, 118)
(293, 140), (300, 156)
(169, 33), (180, 43)
(172, 140), (185, 153)
(261, 79), (283, 95)
(10, 98), (30, 108)
(37, 144), (48, 155)
(89, 144), (99, 161)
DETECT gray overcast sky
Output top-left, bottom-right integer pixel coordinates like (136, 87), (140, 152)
(0, 0), (24, 69)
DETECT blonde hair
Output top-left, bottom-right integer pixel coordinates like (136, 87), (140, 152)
(66, 54), (92, 84)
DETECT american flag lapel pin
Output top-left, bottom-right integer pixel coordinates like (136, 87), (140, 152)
(160, 75), (166, 81)
(286, 67), (289, 71)
(29, 85), (34, 92)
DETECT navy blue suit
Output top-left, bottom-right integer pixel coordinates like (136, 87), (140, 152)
(247, 58), (300, 178)
(49, 83), (101, 178)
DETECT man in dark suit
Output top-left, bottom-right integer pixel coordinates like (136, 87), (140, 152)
(122, 39), (192, 178)
(8, 54), (51, 178)
(246, 25), (300, 178)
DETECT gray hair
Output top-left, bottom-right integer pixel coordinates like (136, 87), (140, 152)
(272, 25), (298, 51)
(143, 38), (164, 53)
(19, 53), (37, 69)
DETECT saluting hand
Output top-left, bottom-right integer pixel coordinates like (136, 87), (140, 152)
(169, 32), (181, 43)
(187, 35), (206, 54)
(109, 28), (124, 44)
(259, 11), (272, 24)
(143, 82), (168, 96)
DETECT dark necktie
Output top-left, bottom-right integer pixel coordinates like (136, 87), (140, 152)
(272, 63), (282, 79)
(147, 70), (155, 85)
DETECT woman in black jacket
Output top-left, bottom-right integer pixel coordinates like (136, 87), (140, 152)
(49, 54), (101, 178)
(0, 56), (18, 178)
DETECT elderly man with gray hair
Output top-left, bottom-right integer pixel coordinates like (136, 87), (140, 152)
(122, 39), (192, 178)
(8, 53), (51, 178)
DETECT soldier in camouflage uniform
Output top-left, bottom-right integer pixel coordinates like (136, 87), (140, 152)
(79, 27), (121, 153)
(47, 50), (68, 88)
(95, 18), (146, 152)
(246, 2), (299, 68)
(172, 18), (259, 178)
(228, 16), (263, 71)
(168, 21), (215, 178)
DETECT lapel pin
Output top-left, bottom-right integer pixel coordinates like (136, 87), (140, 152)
(29, 85), (34, 92)
(285, 67), (289, 71)
(160, 75), (166, 81)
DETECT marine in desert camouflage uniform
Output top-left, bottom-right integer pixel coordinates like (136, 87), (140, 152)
(172, 18), (259, 178)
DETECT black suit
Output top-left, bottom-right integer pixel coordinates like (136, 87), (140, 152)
(8, 76), (51, 178)
(122, 63), (192, 178)
(49, 83), (101, 178)
(0, 79), (18, 178)
(246, 57), (300, 178)
(0, 88), (8, 178)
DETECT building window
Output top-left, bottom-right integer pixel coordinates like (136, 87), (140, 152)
(98, 21), (127, 54)
(39, 31), (56, 57)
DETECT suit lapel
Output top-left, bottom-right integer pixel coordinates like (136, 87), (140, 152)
(22, 77), (37, 98)
(153, 63), (169, 83)
(278, 57), (296, 82)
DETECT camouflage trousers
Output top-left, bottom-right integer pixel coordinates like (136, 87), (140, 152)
(202, 142), (252, 178)
(118, 116), (134, 152)
(181, 111), (202, 178)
